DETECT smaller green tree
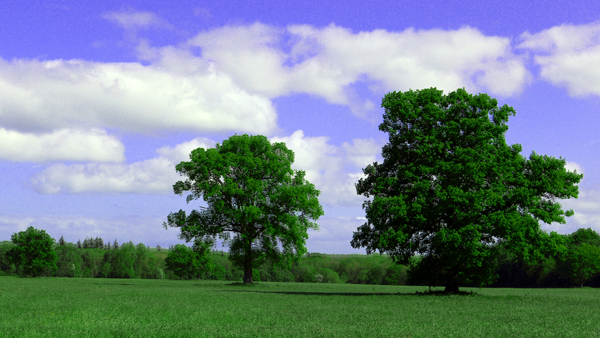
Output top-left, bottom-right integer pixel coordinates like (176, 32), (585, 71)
(567, 228), (600, 248)
(7, 226), (57, 277)
(559, 243), (600, 287)
(0, 242), (16, 275)
(96, 237), (104, 249)
(58, 236), (66, 246)
(134, 243), (151, 278)
(165, 243), (212, 280)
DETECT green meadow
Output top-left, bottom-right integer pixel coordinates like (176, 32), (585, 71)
(2, 277), (599, 337)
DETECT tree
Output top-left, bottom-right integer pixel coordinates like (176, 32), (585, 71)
(95, 237), (104, 249)
(566, 228), (600, 248)
(351, 87), (583, 293)
(55, 245), (83, 277)
(113, 239), (119, 250)
(58, 236), (66, 246)
(77, 239), (82, 249)
(164, 244), (211, 280)
(7, 226), (58, 277)
(156, 244), (162, 252)
(163, 134), (324, 283)
(0, 242), (16, 275)
(560, 243), (600, 287)
(103, 242), (135, 278)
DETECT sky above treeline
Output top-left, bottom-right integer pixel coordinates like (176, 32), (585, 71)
(1, 0), (600, 254)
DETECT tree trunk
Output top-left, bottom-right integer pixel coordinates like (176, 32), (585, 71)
(243, 244), (253, 284)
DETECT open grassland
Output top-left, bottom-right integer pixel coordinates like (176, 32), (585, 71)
(1, 277), (599, 337)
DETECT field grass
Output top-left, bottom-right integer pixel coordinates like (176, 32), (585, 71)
(1, 277), (599, 337)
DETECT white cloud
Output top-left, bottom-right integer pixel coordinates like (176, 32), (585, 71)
(188, 21), (533, 120)
(0, 128), (124, 163)
(516, 21), (600, 97)
(155, 137), (216, 164)
(29, 137), (215, 194)
(270, 130), (382, 207)
(29, 130), (382, 207)
(565, 161), (584, 176)
(0, 215), (187, 248)
(342, 138), (381, 168)
(540, 185), (600, 233)
(0, 21), (551, 139)
(0, 57), (278, 135)
(0, 214), (367, 254)
(101, 11), (167, 30)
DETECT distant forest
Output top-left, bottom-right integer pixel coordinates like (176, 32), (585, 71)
(1, 227), (600, 288)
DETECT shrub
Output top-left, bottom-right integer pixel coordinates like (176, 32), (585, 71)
(367, 264), (387, 284)
(270, 267), (295, 282)
(252, 268), (261, 282)
(209, 264), (227, 280)
(318, 268), (341, 283)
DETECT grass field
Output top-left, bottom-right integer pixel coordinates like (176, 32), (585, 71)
(1, 277), (599, 337)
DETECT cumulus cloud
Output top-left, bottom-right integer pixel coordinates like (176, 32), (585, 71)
(0, 21), (545, 139)
(270, 130), (383, 207)
(516, 20), (600, 97)
(29, 130), (382, 207)
(188, 21), (533, 119)
(0, 57), (278, 135)
(0, 128), (124, 163)
(342, 138), (382, 168)
(29, 137), (215, 194)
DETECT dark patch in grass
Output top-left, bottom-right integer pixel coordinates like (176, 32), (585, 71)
(414, 290), (478, 296)
(211, 290), (450, 297)
(90, 283), (135, 286)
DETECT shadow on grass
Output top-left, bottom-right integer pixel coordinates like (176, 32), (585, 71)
(212, 284), (480, 297)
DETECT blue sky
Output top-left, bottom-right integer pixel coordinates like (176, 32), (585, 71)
(1, 0), (600, 253)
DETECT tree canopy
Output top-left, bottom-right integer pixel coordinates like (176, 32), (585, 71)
(7, 226), (58, 277)
(559, 243), (600, 287)
(163, 134), (324, 283)
(351, 87), (583, 293)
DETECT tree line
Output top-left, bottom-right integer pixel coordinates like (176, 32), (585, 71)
(1, 226), (599, 288)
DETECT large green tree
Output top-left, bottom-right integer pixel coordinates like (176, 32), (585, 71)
(351, 87), (583, 293)
(163, 134), (324, 283)
(7, 226), (58, 277)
